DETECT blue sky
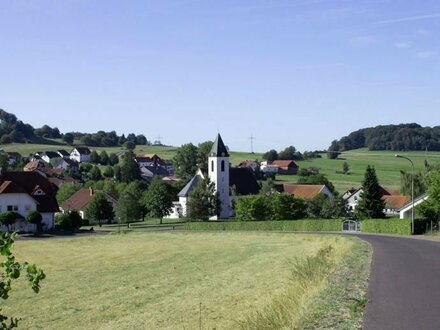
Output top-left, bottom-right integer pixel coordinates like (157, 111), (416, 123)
(1, 0), (439, 152)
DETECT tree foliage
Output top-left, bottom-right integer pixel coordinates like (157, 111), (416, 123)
(262, 149), (278, 162)
(26, 211), (43, 233)
(173, 143), (198, 180)
(400, 170), (426, 197)
(186, 178), (219, 221)
(0, 232), (46, 329)
(116, 181), (144, 223)
(356, 166), (385, 219)
(328, 123), (440, 152)
(143, 177), (174, 223)
(418, 166), (440, 221)
(120, 151), (141, 183)
(0, 212), (17, 232)
(272, 193), (307, 220)
(85, 192), (114, 226)
(56, 183), (81, 204)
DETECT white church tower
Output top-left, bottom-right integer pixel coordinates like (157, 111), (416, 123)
(208, 134), (232, 219)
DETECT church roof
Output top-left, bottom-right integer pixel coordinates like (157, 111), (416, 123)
(230, 168), (260, 195)
(210, 134), (229, 157)
(178, 175), (202, 197)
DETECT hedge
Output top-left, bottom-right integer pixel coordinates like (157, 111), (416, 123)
(184, 219), (343, 232)
(361, 218), (412, 235)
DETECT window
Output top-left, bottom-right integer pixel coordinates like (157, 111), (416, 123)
(211, 160), (214, 172)
(221, 160), (225, 172)
(7, 205), (18, 211)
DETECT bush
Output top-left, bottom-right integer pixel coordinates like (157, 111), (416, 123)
(361, 219), (412, 235)
(184, 219), (342, 232)
(55, 211), (83, 231)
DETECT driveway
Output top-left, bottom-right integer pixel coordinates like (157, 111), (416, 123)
(358, 234), (440, 330)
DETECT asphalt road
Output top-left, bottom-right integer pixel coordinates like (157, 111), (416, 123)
(358, 234), (440, 330)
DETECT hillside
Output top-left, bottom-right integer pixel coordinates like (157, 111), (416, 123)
(329, 123), (440, 152)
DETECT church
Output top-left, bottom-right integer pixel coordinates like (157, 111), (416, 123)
(167, 134), (260, 219)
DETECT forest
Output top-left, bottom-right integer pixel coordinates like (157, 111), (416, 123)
(328, 123), (440, 153)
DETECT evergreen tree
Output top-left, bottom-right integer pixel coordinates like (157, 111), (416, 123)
(109, 153), (119, 165)
(99, 151), (109, 165)
(85, 192), (114, 226)
(89, 150), (100, 164)
(120, 151), (141, 183)
(356, 165), (385, 219)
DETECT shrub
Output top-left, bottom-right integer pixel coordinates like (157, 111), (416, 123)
(184, 219), (342, 232)
(361, 219), (412, 235)
(235, 195), (271, 221)
(55, 211), (83, 231)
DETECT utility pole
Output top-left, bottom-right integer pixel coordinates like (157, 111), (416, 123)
(249, 134), (256, 154)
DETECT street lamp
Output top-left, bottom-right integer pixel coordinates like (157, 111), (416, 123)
(395, 154), (414, 234)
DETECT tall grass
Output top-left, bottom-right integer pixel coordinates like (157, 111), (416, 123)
(238, 245), (339, 329)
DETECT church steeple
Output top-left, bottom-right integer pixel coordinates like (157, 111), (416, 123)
(210, 134), (229, 157)
(208, 133), (231, 219)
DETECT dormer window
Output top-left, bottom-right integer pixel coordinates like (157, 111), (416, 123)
(33, 189), (46, 196)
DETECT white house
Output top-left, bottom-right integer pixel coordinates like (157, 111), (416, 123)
(70, 147), (91, 163)
(260, 161), (279, 174)
(0, 171), (59, 232)
(398, 193), (429, 219)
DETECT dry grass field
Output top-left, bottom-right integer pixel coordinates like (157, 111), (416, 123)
(2, 232), (371, 329)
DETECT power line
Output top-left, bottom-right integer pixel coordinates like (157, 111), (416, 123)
(249, 134), (256, 154)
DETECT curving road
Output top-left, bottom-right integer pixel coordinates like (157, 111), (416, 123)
(357, 234), (440, 330)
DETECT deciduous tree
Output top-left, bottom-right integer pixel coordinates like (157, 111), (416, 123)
(85, 192), (114, 226)
(143, 177), (174, 224)
(173, 143), (198, 180)
(186, 178), (219, 221)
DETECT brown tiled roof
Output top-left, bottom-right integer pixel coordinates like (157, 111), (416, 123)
(271, 160), (298, 168)
(383, 195), (411, 210)
(48, 177), (77, 188)
(0, 181), (28, 194)
(0, 172), (59, 212)
(24, 160), (45, 171)
(61, 189), (117, 211)
(282, 184), (325, 199)
(238, 160), (257, 168)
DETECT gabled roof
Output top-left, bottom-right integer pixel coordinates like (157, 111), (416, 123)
(57, 157), (79, 167)
(57, 150), (70, 157)
(210, 134), (229, 157)
(383, 195), (411, 210)
(238, 160), (258, 168)
(282, 184), (328, 200)
(61, 188), (117, 211)
(398, 193), (429, 212)
(230, 168), (260, 195)
(0, 181), (28, 194)
(0, 172), (59, 212)
(43, 151), (61, 159)
(72, 147), (91, 155)
(271, 160), (298, 168)
(178, 175), (202, 197)
(24, 160), (45, 171)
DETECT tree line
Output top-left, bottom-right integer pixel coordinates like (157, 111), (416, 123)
(328, 123), (440, 156)
(0, 108), (149, 147)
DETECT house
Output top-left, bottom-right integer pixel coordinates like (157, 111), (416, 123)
(271, 160), (299, 175)
(24, 160), (46, 172)
(136, 154), (175, 176)
(398, 193), (429, 219)
(0, 171), (59, 232)
(260, 161), (279, 174)
(53, 158), (79, 173)
(343, 186), (411, 215)
(40, 151), (61, 163)
(60, 188), (117, 223)
(281, 184), (333, 199)
(70, 147), (91, 163)
(238, 160), (259, 171)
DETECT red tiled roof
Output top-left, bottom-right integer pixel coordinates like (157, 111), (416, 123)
(24, 160), (45, 171)
(271, 160), (298, 168)
(282, 184), (325, 199)
(382, 195), (411, 209)
(61, 189), (117, 211)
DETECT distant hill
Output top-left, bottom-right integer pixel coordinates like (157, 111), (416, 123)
(0, 108), (148, 147)
(328, 123), (440, 152)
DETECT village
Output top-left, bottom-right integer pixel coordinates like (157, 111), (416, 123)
(0, 133), (422, 233)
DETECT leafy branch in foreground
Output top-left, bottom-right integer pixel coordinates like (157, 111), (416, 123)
(0, 232), (46, 329)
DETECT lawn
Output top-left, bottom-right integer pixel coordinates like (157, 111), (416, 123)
(3, 232), (370, 329)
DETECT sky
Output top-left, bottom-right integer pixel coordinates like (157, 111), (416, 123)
(0, 0), (439, 152)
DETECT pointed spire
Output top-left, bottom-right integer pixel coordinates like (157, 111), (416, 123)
(210, 134), (229, 157)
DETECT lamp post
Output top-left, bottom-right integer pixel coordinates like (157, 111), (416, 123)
(395, 154), (414, 234)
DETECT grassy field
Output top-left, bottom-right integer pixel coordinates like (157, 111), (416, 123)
(280, 148), (440, 193)
(3, 232), (370, 329)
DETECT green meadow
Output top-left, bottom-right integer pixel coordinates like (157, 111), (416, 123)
(4, 232), (370, 330)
